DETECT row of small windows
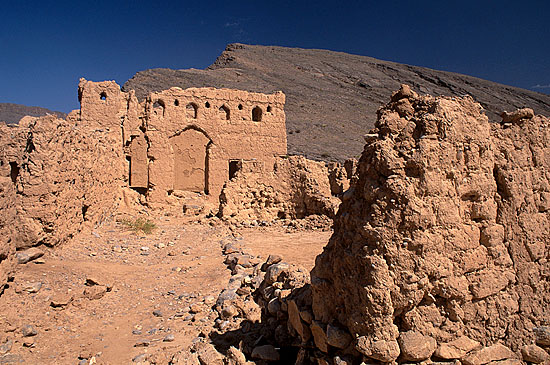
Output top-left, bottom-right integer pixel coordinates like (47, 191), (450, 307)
(99, 92), (270, 122)
(154, 98), (270, 122)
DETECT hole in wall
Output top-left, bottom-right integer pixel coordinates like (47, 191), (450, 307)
(238, 104), (243, 110)
(186, 103), (198, 119)
(229, 160), (240, 180)
(9, 162), (19, 184)
(219, 105), (230, 120)
(252, 106), (262, 122)
(153, 99), (166, 116)
(205, 101), (211, 108)
(267, 105), (272, 113)
(174, 99), (179, 106)
(153, 99), (165, 109)
(82, 204), (90, 221)
(100, 92), (107, 101)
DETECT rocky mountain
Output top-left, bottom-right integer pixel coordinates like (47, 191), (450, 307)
(0, 103), (66, 125)
(123, 43), (550, 162)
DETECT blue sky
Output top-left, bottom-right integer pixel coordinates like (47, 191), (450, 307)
(1, 0), (549, 112)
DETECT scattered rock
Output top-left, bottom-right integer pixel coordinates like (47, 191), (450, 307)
(225, 346), (251, 365)
(221, 305), (239, 319)
(83, 285), (107, 300)
(134, 340), (150, 347)
(251, 345), (280, 361)
(16, 281), (42, 294)
(265, 254), (282, 266)
(0, 339), (13, 355)
(163, 334), (175, 342)
(398, 330), (437, 361)
(15, 247), (44, 264)
(152, 309), (163, 317)
(21, 324), (37, 337)
(500, 108), (534, 123)
(265, 263), (290, 284)
(287, 299), (311, 343)
(132, 353), (149, 363)
(50, 293), (73, 308)
(0, 354), (24, 363)
(267, 298), (281, 315)
(195, 342), (224, 365)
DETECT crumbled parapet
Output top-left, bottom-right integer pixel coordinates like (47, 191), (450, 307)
(500, 107), (534, 124)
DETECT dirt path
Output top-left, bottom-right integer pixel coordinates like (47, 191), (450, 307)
(0, 217), (330, 364)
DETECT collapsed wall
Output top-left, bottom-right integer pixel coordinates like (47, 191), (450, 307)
(0, 113), (126, 292)
(218, 156), (341, 222)
(307, 85), (550, 361)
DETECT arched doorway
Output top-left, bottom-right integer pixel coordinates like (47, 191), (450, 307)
(170, 128), (211, 193)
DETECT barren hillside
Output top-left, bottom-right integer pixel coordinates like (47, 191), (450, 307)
(0, 103), (65, 125)
(123, 43), (550, 161)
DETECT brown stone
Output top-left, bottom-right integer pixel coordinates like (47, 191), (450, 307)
(521, 344), (550, 363)
(435, 336), (482, 360)
(356, 337), (400, 362)
(83, 285), (107, 300)
(50, 293), (73, 308)
(310, 321), (328, 353)
(287, 299), (311, 343)
(15, 247), (44, 264)
(534, 326), (550, 346)
(195, 343), (224, 365)
(225, 346), (252, 365)
(326, 324), (352, 349)
(462, 344), (516, 365)
(398, 331), (437, 361)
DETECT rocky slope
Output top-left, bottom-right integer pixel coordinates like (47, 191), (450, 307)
(0, 103), (65, 125)
(123, 43), (550, 161)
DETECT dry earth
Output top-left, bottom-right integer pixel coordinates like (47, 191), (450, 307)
(0, 214), (330, 364)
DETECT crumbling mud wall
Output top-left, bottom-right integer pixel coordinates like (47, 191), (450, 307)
(306, 86), (550, 362)
(218, 156), (340, 222)
(0, 114), (126, 292)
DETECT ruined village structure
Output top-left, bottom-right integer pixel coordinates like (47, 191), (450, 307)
(2, 80), (549, 364)
(78, 79), (287, 204)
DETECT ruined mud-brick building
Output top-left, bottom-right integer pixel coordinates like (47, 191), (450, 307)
(78, 78), (287, 205)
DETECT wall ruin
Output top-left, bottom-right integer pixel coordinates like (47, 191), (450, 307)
(78, 79), (287, 207)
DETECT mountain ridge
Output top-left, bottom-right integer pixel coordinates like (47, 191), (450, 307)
(0, 103), (66, 125)
(123, 44), (550, 161)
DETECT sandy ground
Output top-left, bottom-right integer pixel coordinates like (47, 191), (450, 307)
(0, 215), (330, 364)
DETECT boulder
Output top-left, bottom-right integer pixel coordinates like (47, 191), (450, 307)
(462, 343), (516, 365)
